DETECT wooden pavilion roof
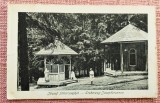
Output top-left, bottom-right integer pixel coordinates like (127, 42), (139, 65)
(101, 24), (148, 43)
(36, 40), (78, 56)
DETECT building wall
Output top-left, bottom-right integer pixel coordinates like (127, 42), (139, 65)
(122, 42), (147, 71)
(104, 42), (147, 71)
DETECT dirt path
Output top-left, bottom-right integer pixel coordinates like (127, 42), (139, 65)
(30, 75), (148, 91)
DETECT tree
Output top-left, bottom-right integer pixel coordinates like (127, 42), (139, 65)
(21, 13), (148, 82)
(18, 13), (29, 91)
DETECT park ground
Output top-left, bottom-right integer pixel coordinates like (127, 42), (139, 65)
(30, 75), (148, 91)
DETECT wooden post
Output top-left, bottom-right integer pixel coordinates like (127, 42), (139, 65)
(58, 64), (60, 81)
(58, 56), (60, 81)
(44, 57), (47, 70)
(145, 41), (148, 71)
(104, 44), (106, 73)
(120, 43), (124, 73)
(70, 56), (72, 78)
(44, 57), (47, 80)
(104, 60), (106, 72)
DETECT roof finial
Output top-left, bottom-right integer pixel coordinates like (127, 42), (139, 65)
(128, 21), (130, 24)
(54, 36), (59, 45)
(128, 15), (133, 24)
(55, 36), (58, 40)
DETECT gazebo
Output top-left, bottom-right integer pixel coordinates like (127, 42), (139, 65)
(101, 24), (148, 75)
(36, 37), (78, 85)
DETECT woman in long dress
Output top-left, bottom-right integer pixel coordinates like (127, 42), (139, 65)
(44, 68), (49, 82)
(71, 70), (76, 80)
(89, 68), (94, 85)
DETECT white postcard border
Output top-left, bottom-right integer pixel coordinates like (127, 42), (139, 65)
(7, 4), (157, 99)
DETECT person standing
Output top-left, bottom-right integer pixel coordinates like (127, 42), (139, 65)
(71, 70), (76, 80)
(89, 68), (94, 85)
(44, 68), (49, 82)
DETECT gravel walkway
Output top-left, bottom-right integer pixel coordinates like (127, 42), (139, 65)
(30, 75), (148, 91)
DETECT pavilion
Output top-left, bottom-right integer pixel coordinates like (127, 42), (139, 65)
(101, 24), (148, 75)
(35, 37), (78, 86)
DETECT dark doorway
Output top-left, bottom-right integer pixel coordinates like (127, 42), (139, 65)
(65, 65), (69, 79)
(111, 53), (121, 71)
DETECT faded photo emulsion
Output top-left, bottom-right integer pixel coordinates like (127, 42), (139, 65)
(7, 5), (157, 99)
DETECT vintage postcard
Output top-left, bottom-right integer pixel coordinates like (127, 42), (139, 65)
(7, 4), (157, 99)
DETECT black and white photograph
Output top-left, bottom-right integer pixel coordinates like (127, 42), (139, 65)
(7, 5), (157, 99)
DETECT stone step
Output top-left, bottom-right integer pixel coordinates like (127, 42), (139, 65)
(37, 78), (78, 86)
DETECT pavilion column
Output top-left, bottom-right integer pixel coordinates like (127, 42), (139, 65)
(69, 56), (72, 78)
(103, 44), (106, 72)
(145, 41), (148, 71)
(44, 57), (47, 70)
(104, 60), (106, 72)
(58, 56), (60, 81)
(120, 43), (124, 73)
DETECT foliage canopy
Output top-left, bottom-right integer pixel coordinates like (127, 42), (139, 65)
(26, 13), (147, 78)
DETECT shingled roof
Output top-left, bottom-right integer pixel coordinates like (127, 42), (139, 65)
(36, 40), (78, 56)
(101, 24), (148, 43)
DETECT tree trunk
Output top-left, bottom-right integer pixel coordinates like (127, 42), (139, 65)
(18, 13), (29, 91)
